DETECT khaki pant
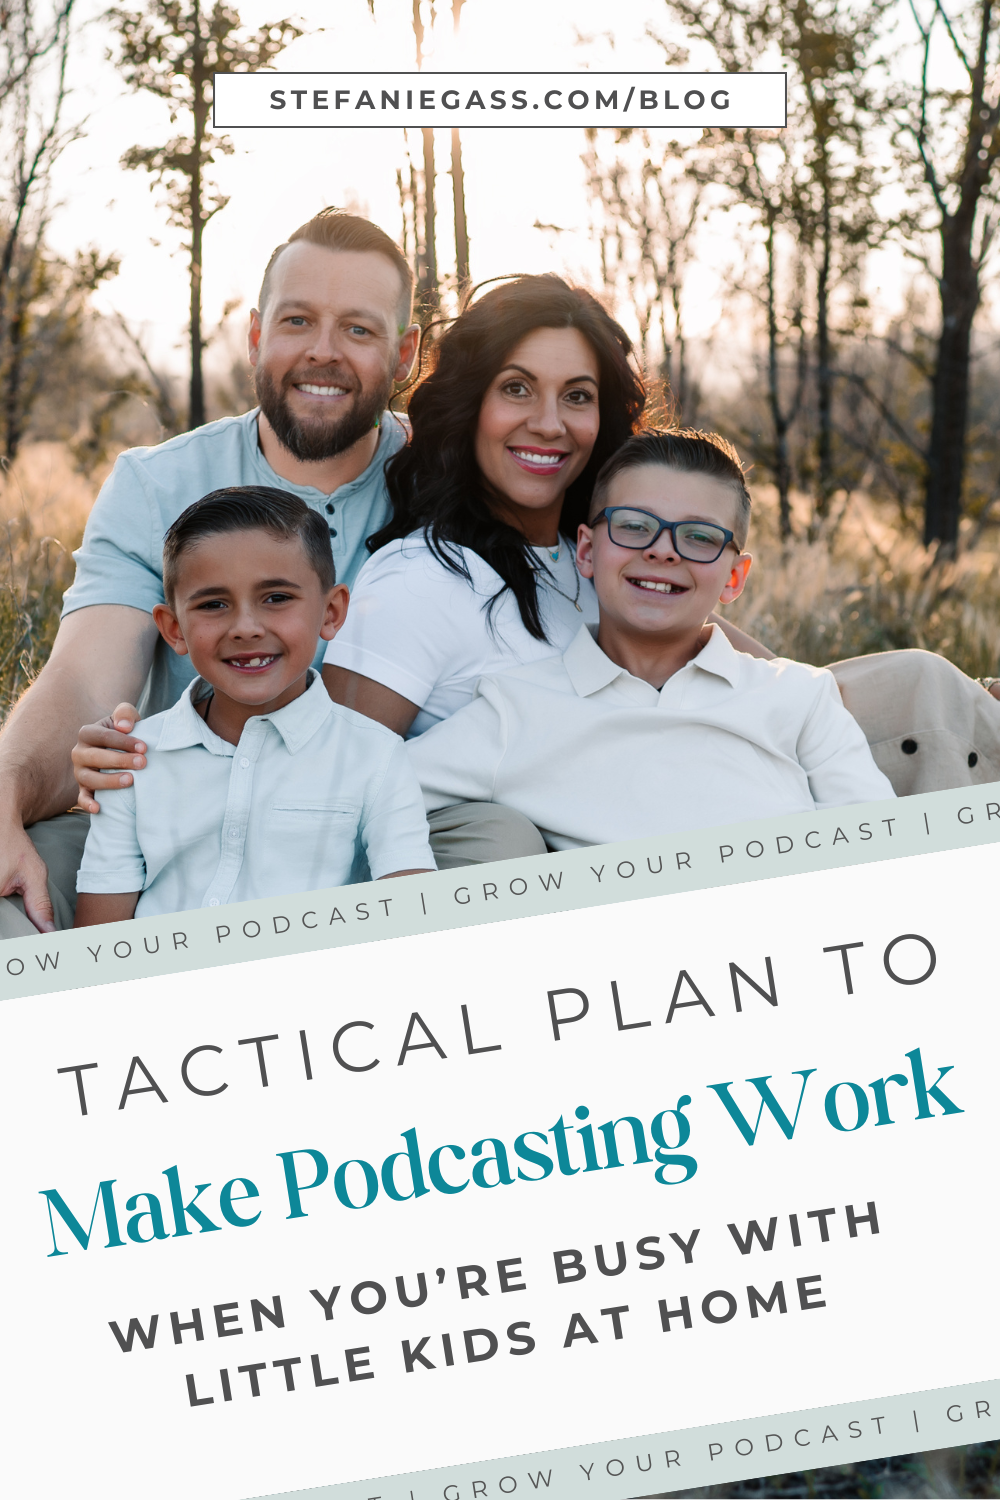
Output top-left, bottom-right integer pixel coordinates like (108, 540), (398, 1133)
(829, 649), (1000, 794)
(0, 802), (545, 939)
(426, 801), (547, 867)
(0, 810), (91, 939)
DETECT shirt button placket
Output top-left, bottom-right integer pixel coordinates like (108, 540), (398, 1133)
(208, 731), (257, 906)
(233, 729), (258, 855)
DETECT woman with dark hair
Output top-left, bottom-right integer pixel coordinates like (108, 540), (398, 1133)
(322, 273), (761, 742)
(370, 273), (644, 637)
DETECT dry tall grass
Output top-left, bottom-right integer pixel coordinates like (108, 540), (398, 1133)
(723, 487), (1000, 680)
(0, 443), (104, 723)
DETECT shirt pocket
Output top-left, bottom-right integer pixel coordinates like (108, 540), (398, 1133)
(266, 799), (362, 833)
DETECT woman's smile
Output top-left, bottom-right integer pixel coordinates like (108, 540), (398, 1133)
(507, 446), (571, 474)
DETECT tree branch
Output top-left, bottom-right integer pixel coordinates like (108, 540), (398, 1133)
(932, 0), (972, 73)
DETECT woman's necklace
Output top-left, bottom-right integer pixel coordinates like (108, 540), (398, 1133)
(536, 547), (582, 612)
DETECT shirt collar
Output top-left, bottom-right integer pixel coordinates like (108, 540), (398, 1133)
(688, 622), (743, 687)
(562, 620), (742, 698)
(155, 670), (333, 755)
(563, 623), (627, 696)
(261, 670), (334, 752)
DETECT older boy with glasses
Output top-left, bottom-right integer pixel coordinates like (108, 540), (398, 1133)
(406, 429), (894, 850)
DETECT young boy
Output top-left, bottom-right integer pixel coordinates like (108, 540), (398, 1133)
(406, 429), (894, 850)
(74, 487), (434, 924)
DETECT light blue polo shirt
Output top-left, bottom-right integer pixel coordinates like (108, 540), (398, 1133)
(61, 407), (407, 716)
(76, 672), (434, 913)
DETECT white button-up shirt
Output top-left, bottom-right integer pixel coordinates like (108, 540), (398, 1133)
(78, 673), (434, 916)
(325, 534), (600, 736)
(407, 624), (895, 850)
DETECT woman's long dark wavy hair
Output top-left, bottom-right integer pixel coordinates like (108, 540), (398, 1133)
(368, 274), (647, 641)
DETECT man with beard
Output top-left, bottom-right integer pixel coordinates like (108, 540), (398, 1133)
(0, 209), (421, 936)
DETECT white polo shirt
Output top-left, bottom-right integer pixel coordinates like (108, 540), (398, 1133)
(324, 532), (599, 736)
(407, 624), (896, 850)
(77, 673), (434, 916)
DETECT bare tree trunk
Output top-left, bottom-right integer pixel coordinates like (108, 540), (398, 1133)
(0, 8), (72, 454)
(420, 125), (438, 312)
(4, 279), (28, 461)
(0, 21), (70, 360)
(411, 1), (439, 315)
(815, 187), (834, 519)
(187, 0), (206, 430)
(924, 222), (978, 550)
(188, 197), (205, 430)
(670, 280), (686, 417)
(396, 165), (412, 261)
(451, 128), (469, 292)
(450, 0), (469, 294)
(0, 129), (32, 355)
(765, 219), (793, 540)
(2, 226), (44, 461)
(910, 0), (1000, 549)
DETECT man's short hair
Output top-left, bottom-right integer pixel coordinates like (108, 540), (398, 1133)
(591, 428), (753, 549)
(258, 207), (414, 328)
(162, 486), (336, 605)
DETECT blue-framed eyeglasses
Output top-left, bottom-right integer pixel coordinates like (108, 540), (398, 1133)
(590, 507), (736, 563)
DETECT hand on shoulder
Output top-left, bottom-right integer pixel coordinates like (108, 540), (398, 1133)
(72, 704), (147, 813)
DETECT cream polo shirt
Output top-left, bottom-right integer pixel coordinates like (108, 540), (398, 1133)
(407, 624), (896, 851)
(77, 673), (434, 916)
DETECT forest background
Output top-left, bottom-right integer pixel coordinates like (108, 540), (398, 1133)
(4, 0), (1000, 727)
(2, 2), (1000, 1497)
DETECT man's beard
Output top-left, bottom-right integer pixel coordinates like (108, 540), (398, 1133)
(254, 363), (394, 462)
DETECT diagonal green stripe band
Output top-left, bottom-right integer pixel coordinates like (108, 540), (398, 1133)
(3, 782), (999, 1001)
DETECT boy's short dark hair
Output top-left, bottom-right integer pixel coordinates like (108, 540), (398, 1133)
(591, 428), (753, 549)
(162, 487), (336, 605)
(258, 207), (414, 327)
